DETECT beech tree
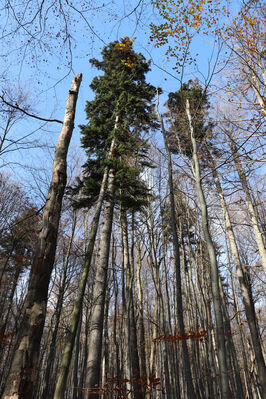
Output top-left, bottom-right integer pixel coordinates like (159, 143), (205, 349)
(0, 2), (265, 398)
(162, 82), (230, 398)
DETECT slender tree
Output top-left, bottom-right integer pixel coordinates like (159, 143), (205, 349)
(164, 82), (230, 398)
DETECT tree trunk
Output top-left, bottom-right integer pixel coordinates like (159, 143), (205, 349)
(53, 166), (110, 399)
(185, 99), (229, 398)
(2, 73), (82, 399)
(136, 242), (147, 380)
(228, 133), (266, 275)
(41, 212), (77, 399)
(208, 148), (266, 396)
(85, 168), (115, 398)
(72, 315), (82, 399)
(121, 209), (143, 399)
(157, 102), (196, 399)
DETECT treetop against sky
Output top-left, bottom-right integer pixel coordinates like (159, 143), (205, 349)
(0, 0), (260, 183)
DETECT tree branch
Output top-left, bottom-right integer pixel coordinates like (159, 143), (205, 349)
(0, 95), (63, 124)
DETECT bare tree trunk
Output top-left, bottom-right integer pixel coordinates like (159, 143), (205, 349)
(101, 284), (110, 390)
(136, 242), (147, 380)
(85, 168), (115, 398)
(2, 73), (82, 399)
(228, 132), (266, 275)
(53, 166), (110, 399)
(121, 209), (143, 399)
(78, 300), (90, 399)
(112, 250), (121, 386)
(157, 103), (196, 399)
(72, 314), (82, 399)
(185, 99), (229, 398)
(208, 148), (266, 396)
(41, 212), (77, 399)
(227, 243), (253, 399)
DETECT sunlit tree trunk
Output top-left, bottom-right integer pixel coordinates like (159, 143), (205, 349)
(227, 244), (253, 399)
(2, 73), (82, 399)
(136, 242), (147, 380)
(158, 105), (196, 399)
(53, 165), (110, 399)
(121, 209), (143, 399)
(208, 148), (266, 396)
(41, 212), (77, 399)
(228, 132), (266, 275)
(85, 169), (115, 398)
(185, 99), (229, 398)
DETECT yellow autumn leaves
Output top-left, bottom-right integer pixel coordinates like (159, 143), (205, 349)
(115, 37), (136, 68)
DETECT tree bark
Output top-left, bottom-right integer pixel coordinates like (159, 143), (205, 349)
(85, 168), (115, 398)
(208, 149), (266, 396)
(53, 166), (110, 399)
(185, 99), (229, 398)
(228, 133), (266, 275)
(157, 103), (196, 399)
(136, 242), (147, 380)
(121, 209), (143, 399)
(2, 73), (82, 399)
(41, 212), (77, 399)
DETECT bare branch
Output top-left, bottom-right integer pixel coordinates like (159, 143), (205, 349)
(0, 95), (63, 124)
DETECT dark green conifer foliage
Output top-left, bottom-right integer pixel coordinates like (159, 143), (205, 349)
(165, 80), (213, 158)
(76, 37), (157, 210)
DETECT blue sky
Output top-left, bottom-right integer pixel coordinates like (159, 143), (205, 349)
(0, 0), (239, 197)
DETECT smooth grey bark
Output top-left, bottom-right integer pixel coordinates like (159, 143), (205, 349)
(53, 166), (110, 399)
(136, 242), (147, 380)
(121, 210), (143, 399)
(228, 133), (266, 275)
(101, 285), (110, 389)
(208, 148), (266, 396)
(72, 315), (82, 399)
(120, 210), (132, 395)
(227, 243), (253, 399)
(2, 73), (82, 399)
(78, 300), (90, 399)
(157, 103), (196, 399)
(41, 212), (77, 399)
(85, 168), (115, 398)
(111, 250), (121, 384)
(219, 276), (245, 399)
(146, 203), (171, 399)
(185, 99), (229, 398)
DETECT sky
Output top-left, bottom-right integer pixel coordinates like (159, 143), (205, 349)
(0, 0), (241, 200)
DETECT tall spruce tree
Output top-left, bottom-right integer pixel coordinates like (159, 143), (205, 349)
(81, 38), (157, 399)
(56, 38), (158, 399)
(76, 37), (157, 210)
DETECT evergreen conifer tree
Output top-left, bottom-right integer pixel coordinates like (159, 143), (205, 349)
(60, 38), (158, 399)
(165, 80), (213, 158)
(76, 37), (158, 211)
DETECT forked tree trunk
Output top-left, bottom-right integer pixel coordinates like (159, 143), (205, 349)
(2, 73), (82, 399)
(185, 99), (229, 398)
